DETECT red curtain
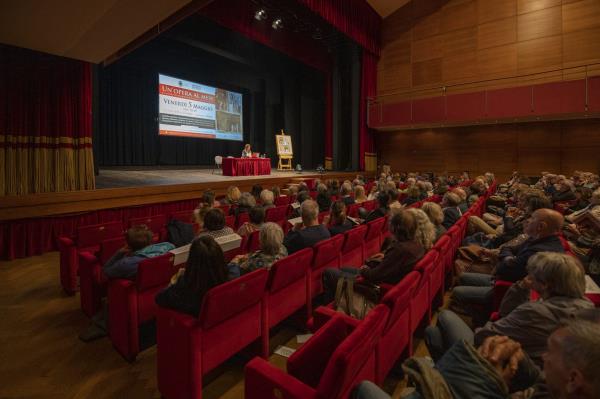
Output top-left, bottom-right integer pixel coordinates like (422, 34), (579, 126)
(324, 72), (333, 169)
(297, 0), (382, 56)
(359, 49), (378, 170)
(0, 44), (95, 195)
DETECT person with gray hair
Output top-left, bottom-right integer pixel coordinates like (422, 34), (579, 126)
(340, 181), (355, 206)
(283, 199), (330, 254)
(421, 201), (446, 241)
(425, 252), (594, 366)
(228, 222), (288, 278)
(260, 189), (275, 209)
(233, 192), (256, 217)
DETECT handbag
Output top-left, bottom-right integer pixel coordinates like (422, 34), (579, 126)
(334, 276), (378, 320)
(453, 245), (495, 276)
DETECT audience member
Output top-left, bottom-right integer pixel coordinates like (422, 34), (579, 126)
(354, 185), (368, 204)
(421, 201), (446, 242)
(155, 236), (228, 317)
(197, 208), (235, 239)
(228, 222), (287, 278)
(364, 191), (390, 223)
(402, 185), (421, 206)
(441, 192), (462, 229)
(236, 206), (265, 237)
(325, 200), (354, 236)
(340, 182), (355, 206)
(260, 189), (275, 209)
(406, 208), (436, 251)
(316, 183), (332, 212)
(452, 209), (565, 316)
(283, 199), (330, 254)
(222, 186), (241, 205)
(103, 225), (175, 279)
(232, 192), (256, 216)
(251, 184), (263, 202)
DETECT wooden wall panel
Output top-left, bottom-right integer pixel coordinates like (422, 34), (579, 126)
(378, 0), (600, 100)
(517, 6), (562, 41)
(375, 120), (600, 181)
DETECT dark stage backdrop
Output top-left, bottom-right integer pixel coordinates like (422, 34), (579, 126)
(95, 16), (325, 169)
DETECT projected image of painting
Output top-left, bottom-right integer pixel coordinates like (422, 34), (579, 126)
(215, 89), (242, 133)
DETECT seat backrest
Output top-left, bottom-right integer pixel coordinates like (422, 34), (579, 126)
(225, 215), (235, 229)
(128, 214), (167, 234)
(136, 253), (176, 291)
(365, 217), (385, 241)
(318, 211), (329, 224)
(199, 268), (268, 329)
(170, 210), (194, 224)
(266, 205), (288, 222)
(347, 203), (361, 218)
(381, 271), (420, 332)
(267, 248), (313, 293)
(341, 225), (367, 253)
(99, 236), (127, 264)
(246, 230), (261, 253)
(414, 250), (438, 274)
(77, 221), (124, 249)
(317, 305), (389, 398)
(312, 235), (345, 269)
(236, 212), (250, 228)
(274, 196), (289, 206)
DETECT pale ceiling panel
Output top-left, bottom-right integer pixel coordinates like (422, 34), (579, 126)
(0, 0), (191, 63)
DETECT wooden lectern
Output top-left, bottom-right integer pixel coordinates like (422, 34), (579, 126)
(275, 130), (293, 171)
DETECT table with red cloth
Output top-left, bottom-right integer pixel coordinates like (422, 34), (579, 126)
(222, 157), (271, 176)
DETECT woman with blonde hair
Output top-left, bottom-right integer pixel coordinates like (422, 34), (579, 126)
(354, 185), (368, 204)
(406, 208), (436, 250)
(421, 201), (446, 241)
(222, 186), (241, 206)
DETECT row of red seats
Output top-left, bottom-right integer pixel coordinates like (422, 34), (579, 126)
(242, 187), (493, 398)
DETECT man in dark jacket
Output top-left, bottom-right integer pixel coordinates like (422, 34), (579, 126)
(284, 199), (330, 254)
(451, 208), (565, 314)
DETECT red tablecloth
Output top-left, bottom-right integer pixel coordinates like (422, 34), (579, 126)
(222, 158), (271, 176)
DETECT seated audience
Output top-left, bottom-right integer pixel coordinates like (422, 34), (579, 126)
(232, 192), (256, 216)
(283, 199), (330, 254)
(441, 192), (463, 229)
(316, 183), (332, 212)
(221, 185), (241, 206)
(366, 184), (379, 200)
(103, 225), (175, 279)
(354, 185), (368, 204)
(199, 189), (219, 209)
(323, 210), (424, 293)
(421, 201), (446, 241)
(260, 189), (275, 209)
(364, 191), (390, 222)
(251, 184), (263, 202)
(236, 206), (265, 237)
(228, 222), (287, 278)
(452, 208), (565, 316)
(155, 236), (228, 317)
(271, 185), (283, 200)
(339, 182), (355, 206)
(452, 187), (469, 213)
(197, 208), (235, 239)
(325, 200), (354, 236)
(402, 185), (421, 206)
(427, 252), (593, 365)
(355, 316), (600, 399)
(291, 191), (312, 217)
(552, 179), (576, 202)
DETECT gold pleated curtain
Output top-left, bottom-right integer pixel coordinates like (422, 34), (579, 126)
(0, 45), (95, 196)
(0, 135), (95, 196)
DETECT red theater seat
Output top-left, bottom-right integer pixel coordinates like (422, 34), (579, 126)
(236, 212), (250, 229)
(108, 252), (177, 361)
(340, 225), (367, 268)
(245, 305), (389, 399)
(169, 210), (194, 224)
(265, 205), (288, 222)
(409, 252), (438, 355)
(309, 235), (345, 298)
(246, 230), (261, 253)
(274, 196), (290, 206)
(225, 215), (235, 229)
(58, 221), (124, 295)
(364, 217), (386, 258)
(157, 268), (269, 399)
(262, 248), (313, 356)
(79, 236), (126, 317)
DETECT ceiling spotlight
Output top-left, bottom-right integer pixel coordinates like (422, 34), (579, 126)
(272, 18), (283, 30)
(254, 9), (267, 21)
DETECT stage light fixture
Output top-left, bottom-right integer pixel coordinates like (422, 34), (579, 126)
(254, 9), (267, 21)
(312, 29), (322, 40)
(272, 18), (283, 30)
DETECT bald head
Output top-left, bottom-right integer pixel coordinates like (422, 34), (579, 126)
(525, 208), (563, 239)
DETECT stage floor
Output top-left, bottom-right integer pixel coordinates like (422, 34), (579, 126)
(95, 167), (318, 189)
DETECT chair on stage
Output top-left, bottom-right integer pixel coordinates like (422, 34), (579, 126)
(213, 156), (222, 174)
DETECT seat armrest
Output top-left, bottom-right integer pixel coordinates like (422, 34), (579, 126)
(311, 305), (361, 332)
(79, 251), (106, 316)
(108, 279), (138, 361)
(245, 357), (316, 399)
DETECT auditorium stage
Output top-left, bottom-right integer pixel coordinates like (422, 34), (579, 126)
(2, 168), (364, 222)
(95, 166), (326, 189)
